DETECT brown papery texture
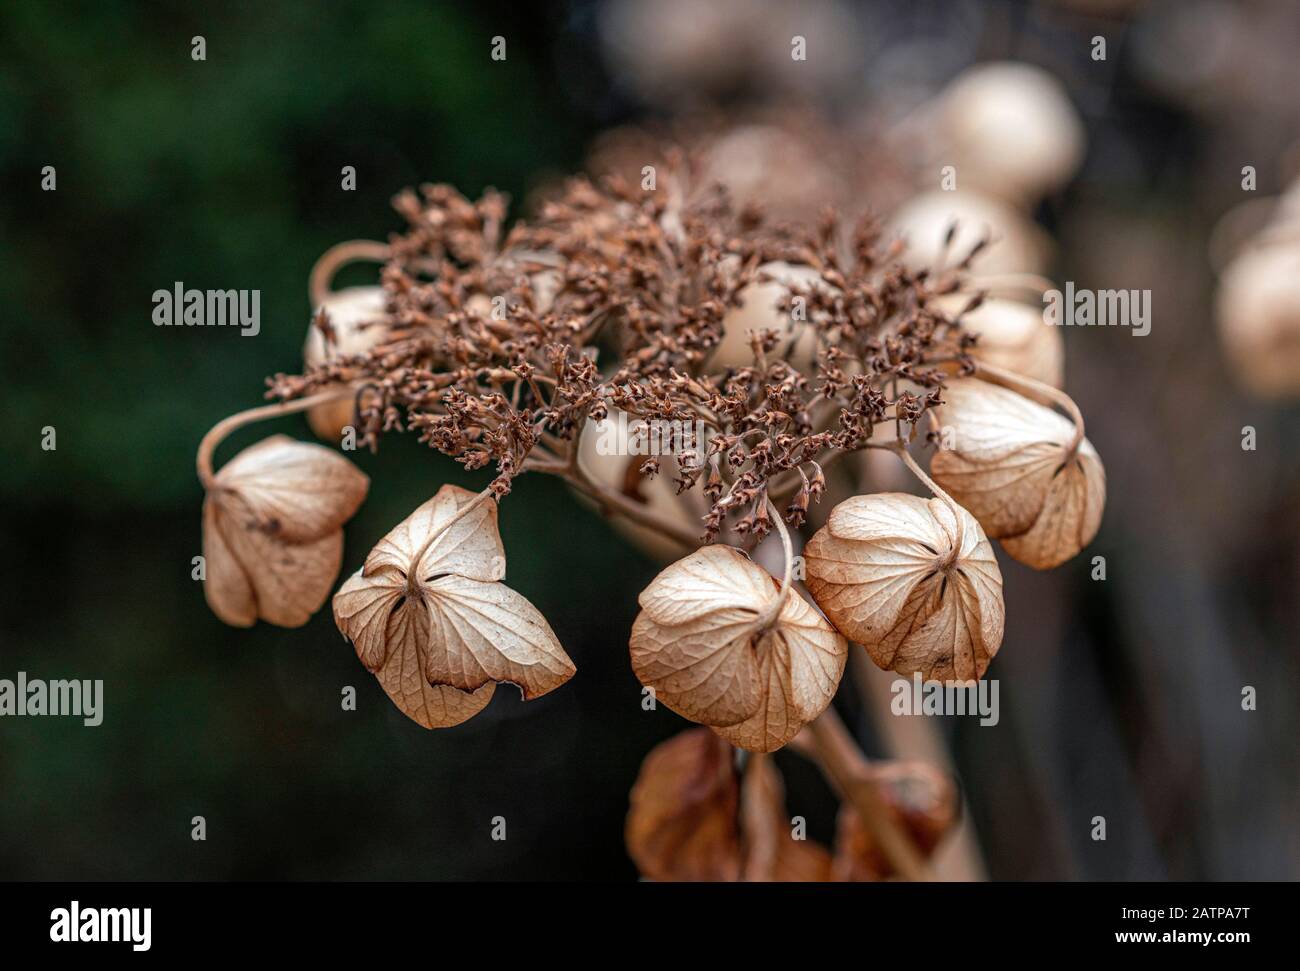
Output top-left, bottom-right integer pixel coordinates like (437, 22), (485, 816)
(740, 754), (834, 881)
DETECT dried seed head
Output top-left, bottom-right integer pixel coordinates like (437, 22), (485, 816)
(929, 378), (1105, 569)
(629, 544), (847, 752)
(333, 484), (575, 729)
(804, 492), (1004, 682)
(710, 261), (834, 370)
(202, 435), (369, 627)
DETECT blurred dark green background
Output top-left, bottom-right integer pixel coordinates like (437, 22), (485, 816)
(2, 0), (1297, 881)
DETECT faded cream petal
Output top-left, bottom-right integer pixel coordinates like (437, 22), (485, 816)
(367, 484), (505, 583)
(202, 497), (256, 628)
(630, 545), (847, 751)
(212, 492), (343, 628)
(423, 576), (576, 699)
(626, 728), (742, 882)
(805, 493), (1004, 681)
(637, 543), (775, 626)
(375, 591), (496, 729)
(215, 434), (368, 542)
(713, 595), (847, 753)
(630, 609), (764, 728)
(935, 295), (1064, 389)
(1000, 446), (1106, 568)
(930, 378), (1105, 568)
(332, 568), (405, 671)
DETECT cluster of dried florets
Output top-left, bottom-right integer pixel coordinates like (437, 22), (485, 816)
(271, 168), (991, 537)
(196, 153), (1105, 878)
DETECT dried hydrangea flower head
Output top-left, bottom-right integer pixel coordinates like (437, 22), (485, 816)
(929, 374), (1105, 569)
(629, 539), (847, 753)
(805, 489), (1004, 682)
(333, 484), (575, 729)
(198, 423), (368, 627)
(194, 145), (1107, 879)
(202, 158), (1102, 693)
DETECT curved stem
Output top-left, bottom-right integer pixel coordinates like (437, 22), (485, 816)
(555, 455), (702, 551)
(894, 445), (964, 561)
(309, 240), (390, 306)
(196, 387), (357, 490)
(953, 272), (1055, 301)
(974, 360), (1085, 458)
(750, 497), (794, 631)
(804, 707), (931, 882)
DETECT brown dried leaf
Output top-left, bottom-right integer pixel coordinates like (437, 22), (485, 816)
(333, 484), (575, 729)
(629, 545), (847, 752)
(626, 728), (742, 882)
(930, 378), (1105, 569)
(202, 435), (369, 628)
(804, 493), (1004, 681)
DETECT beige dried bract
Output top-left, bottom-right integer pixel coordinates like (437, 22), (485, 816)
(930, 378), (1105, 569)
(202, 434), (369, 628)
(804, 493), (1004, 682)
(1216, 242), (1300, 399)
(934, 295), (1064, 389)
(303, 286), (390, 442)
(333, 484), (576, 729)
(629, 545), (847, 753)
